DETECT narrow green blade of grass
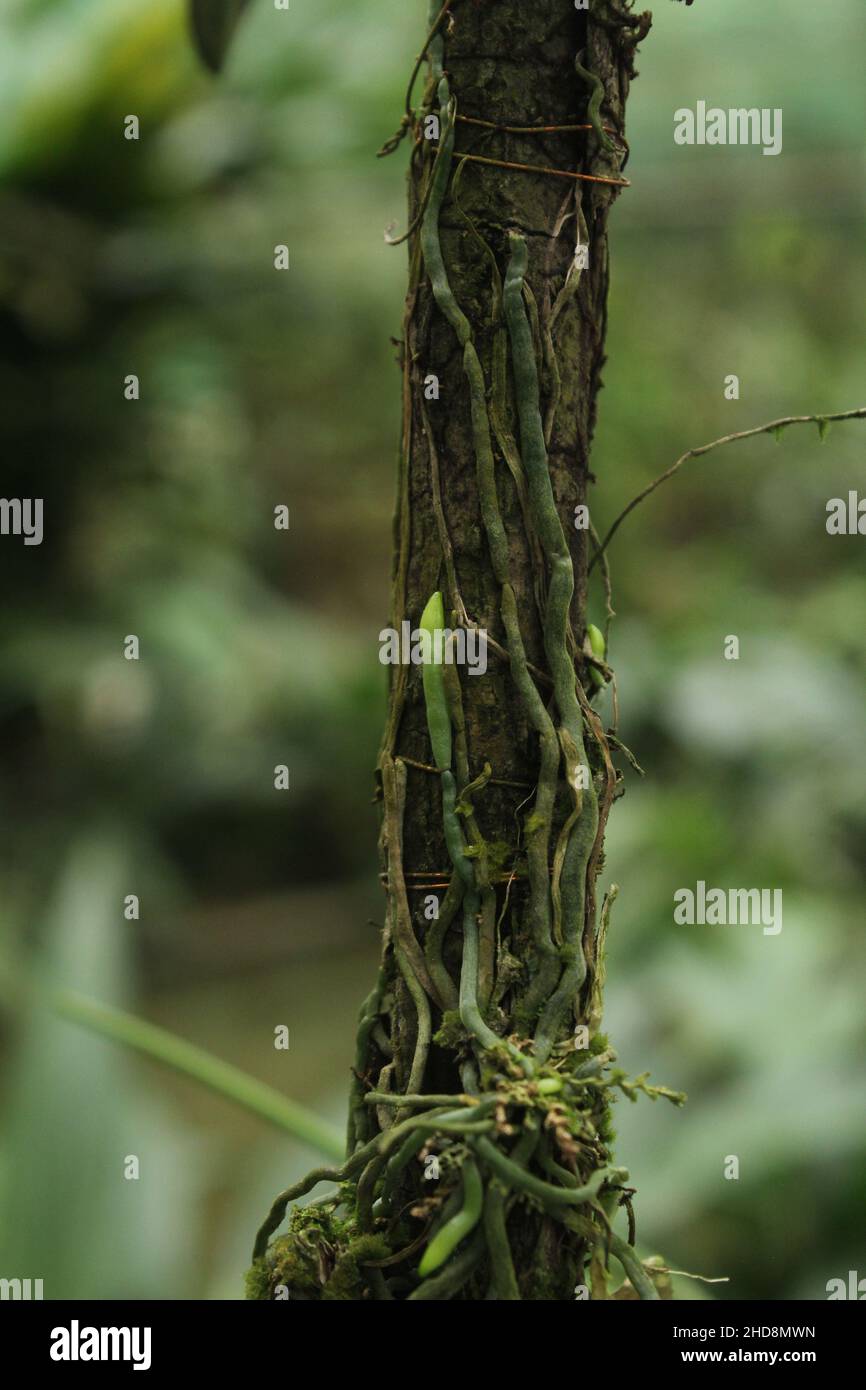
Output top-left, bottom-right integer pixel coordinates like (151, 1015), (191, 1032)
(51, 988), (346, 1160)
(0, 961), (344, 1161)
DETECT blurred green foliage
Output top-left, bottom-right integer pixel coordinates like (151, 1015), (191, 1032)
(0, 0), (863, 1299)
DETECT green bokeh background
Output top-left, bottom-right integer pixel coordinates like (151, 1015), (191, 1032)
(0, 0), (863, 1299)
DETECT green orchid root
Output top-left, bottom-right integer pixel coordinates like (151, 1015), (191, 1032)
(250, 3), (683, 1301)
(249, 1057), (682, 1300)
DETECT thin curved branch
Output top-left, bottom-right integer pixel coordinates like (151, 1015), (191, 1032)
(590, 407), (866, 571)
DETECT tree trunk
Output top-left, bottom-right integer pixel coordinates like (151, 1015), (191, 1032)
(255, 0), (659, 1302)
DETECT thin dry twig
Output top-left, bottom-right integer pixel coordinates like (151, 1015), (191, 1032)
(453, 150), (629, 187)
(590, 407), (866, 571)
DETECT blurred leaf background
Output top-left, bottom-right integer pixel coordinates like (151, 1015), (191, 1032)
(0, 0), (863, 1299)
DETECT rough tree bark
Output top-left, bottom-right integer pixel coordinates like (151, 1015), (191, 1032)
(250, 0), (677, 1302)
